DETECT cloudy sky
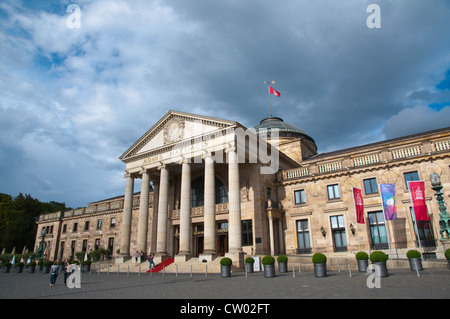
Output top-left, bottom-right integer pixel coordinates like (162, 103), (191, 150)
(1, 0), (450, 208)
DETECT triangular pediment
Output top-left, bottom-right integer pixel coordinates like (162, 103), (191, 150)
(120, 110), (237, 162)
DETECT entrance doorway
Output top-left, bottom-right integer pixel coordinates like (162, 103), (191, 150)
(217, 234), (227, 256)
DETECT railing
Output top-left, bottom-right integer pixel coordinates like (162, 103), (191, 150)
(435, 139), (450, 152)
(318, 161), (343, 173)
(171, 203), (229, 220)
(391, 145), (422, 159)
(353, 153), (380, 166)
(285, 167), (309, 179)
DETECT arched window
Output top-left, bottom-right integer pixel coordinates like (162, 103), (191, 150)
(191, 176), (228, 207)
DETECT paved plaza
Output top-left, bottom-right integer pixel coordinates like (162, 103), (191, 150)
(0, 267), (448, 300)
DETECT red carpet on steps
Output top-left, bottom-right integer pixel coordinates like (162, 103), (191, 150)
(146, 258), (174, 273)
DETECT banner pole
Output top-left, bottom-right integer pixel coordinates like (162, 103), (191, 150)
(352, 187), (361, 252)
(379, 184), (394, 259)
(408, 181), (424, 261)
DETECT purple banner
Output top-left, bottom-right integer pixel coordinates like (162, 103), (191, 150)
(380, 183), (397, 220)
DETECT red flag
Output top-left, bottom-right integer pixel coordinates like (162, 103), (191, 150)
(408, 181), (429, 221)
(352, 187), (365, 224)
(269, 86), (280, 97)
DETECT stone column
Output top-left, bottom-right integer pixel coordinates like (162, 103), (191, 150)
(268, 214), (275, 256)
(137, 169), (150, 253)
(176, 160), (192, 261)
(226, 148), (244, 267)
(156, 165), (169, 258)
(201, 155), (216, 260)
(118, 173), (134, 260)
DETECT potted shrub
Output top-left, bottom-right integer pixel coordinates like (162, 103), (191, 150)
(355, 251), (369, 272)
(277, 255), (288, 273)
(245, 257), (255, 273)
(406, 250), (423, 271)
(369, 251), (388, 277)
(28, 261), (36, 273)
(445, 249), (450, 269)
(83, 259), (92, 272)
(2, 262), (11, 273)
(312, 253), (327, 277)
(15, 262), (24, 273)
(37, 260), (44, 272)
(43, 261), (53, 273)
(220, 257), (232, 277)
(262, 256), (275, 278)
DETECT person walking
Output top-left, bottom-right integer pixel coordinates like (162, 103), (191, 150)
(135, 251), (139, 265)
(63, 259), (70, 286)
(49, 261), (60, 286)
(148, 252), (155, 270)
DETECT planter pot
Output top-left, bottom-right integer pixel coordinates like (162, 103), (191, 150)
(37, 265), (43, 272)
(245, 263), (254, 273)
(357, 259), (369, 272)
(28, 266), (36, 273)
(447, 260), (450, 269)
(314, 263), (327, 277)
(372, 262), (388, 277)
(2, 267), (10, 273)
(263, 264), (275, 278)
(84, 265), (91, 272)
(221, 265), (231, 278)
(278, 262), (288, 273)
(408, 258), (423, 271)
(43, 266), (50, 274)
(16, 266), (24, 273)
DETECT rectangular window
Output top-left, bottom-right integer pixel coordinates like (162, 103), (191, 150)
(82, 239), (87, 252)
(84, 221), (90, 231)
(404, 171), (419, 189)
(242, 220), (253, 246)
(97, 219), (102, 230)
(327, 184), (340, 200)
(409, 207), (436, 248)
(110, 217), (116, 228)
(296, 220), (311, 254)
(368, 211), (389, 249)
(73, 223), (78, 232)
(363, 178), (378, 195)
(330, 215), (347, 252)
(62, 224), (67, 233)
(294, 189), (306, 205)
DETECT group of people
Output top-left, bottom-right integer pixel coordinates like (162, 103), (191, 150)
(49, 259), (73, 287)
(135, 251), (156, 270)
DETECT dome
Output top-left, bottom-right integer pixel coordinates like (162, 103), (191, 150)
(252, 116), (316, 144)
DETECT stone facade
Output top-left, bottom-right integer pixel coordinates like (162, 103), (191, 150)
(35, 111), (450, 264)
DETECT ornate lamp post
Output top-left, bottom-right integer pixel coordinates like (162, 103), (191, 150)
(36, 228), (47, 261)
(429, 172), (450, 254)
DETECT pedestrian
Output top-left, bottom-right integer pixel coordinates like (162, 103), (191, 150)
(63, 258), (70, 286)
(49, 261), (60, 286)
(135, 251), (139, 265)
(148, 252), (155, 270)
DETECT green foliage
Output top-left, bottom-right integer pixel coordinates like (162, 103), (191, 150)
(445, 249), (450, 260)
(262, 256), (275, 265)
(370, 251), (388, 262)
(28, 261), (36, 266)
(43, 261), (53, 266)
(245, 257), (255, 264)
(355, 251), (369, 260)
(83, 260), (92, 265)
(406, 250), (421, 259)
(277, 255), (288, 263)
(16, 262), (24, 267)
(220, 257), (232, 266)
(312, 253), (327, 264)
(0, 192), (71, 252)
(88, 247), (112, 261)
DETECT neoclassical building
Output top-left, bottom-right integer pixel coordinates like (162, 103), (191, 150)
(35, 111), (450, 266)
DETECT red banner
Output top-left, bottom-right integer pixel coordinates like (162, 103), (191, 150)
(352, 187), (365, 224)
(408, 181), (429, 221)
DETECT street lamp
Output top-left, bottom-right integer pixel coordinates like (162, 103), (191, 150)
(429, 172), (450, 240)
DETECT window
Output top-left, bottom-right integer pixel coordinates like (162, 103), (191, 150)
(267, 187), (272, 200)
(404, 171), (419, 189)
(84, 221), (90, 231)
(191, 176), (229, 207)
(296, 220), (311, 254)
(327, 184), (340, 200)
(330, 215), (347, 252)
(97, 219), (102, 230)
(73, 223), (78, 232)
(110, 217), (116, 228)
(368, 211), (389, 249)
(364, 178), (378, 195)
(82, 239), (87, 252)
(242, 220), (253, 246)
(62, 224), (67, 233)
(294, 189), (306, 205)
(409, 207), (436, 248)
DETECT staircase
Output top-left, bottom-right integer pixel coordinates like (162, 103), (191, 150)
(146, 258), (174, 273)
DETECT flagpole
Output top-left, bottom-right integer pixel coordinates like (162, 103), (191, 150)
(264, 81), (275, 117)
(379, 184), (393, 259)
(352, 187), (361, 251)
(407, 181), (424, 261)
